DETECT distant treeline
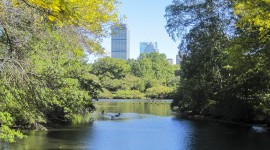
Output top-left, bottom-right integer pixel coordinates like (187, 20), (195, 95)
(91, 52), (180, 100)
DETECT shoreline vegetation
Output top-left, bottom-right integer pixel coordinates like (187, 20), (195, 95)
(171, 110), (270, 130)
(0, 0), (121, 143)
(166, 1), (270, 127)
(98, 89), (174, 100)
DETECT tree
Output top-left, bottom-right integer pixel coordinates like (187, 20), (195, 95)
(166, 0), (232, 113)
(0, 0), (120, 142)
(12, 0), (119, 34)
(165, 0), (233, 41)
(146, 85), (174, 99)
(136, 52), (175, 84)
(93, 53), (177, 99)
(232, 0), (270, 41)
(166, 0), (270, 122)
(127, 59), (141, 77)
(121, 75), (145, 92)
(91, 57), (131, 79)
(222, 2), (270, 120)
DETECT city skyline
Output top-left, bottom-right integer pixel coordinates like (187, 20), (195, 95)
(101, 0), (179, 63)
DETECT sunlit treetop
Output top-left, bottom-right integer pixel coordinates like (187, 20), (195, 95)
(233, 0), (270, 39)
(12, 0), (121, 36)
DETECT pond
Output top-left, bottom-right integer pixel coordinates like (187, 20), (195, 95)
(2, 99), (270, 150)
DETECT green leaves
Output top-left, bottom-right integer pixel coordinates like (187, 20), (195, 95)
(232, 0), (270, 41)
(136, 52), (175, 83)
(167, 0), (270, 122)
(91, 57), (131, 79)
(0, 112), (24, 143)
(13, 0), (121, 36)
(146, 85), (174, 99)
(92, 53), (178, 99)
(1, 0), (119, 142)
(114, 90), (145, 99)
(0, 112), (13, 126)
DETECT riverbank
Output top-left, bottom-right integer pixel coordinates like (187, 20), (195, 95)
(172, 111), (270, 130)
(95, 98), (174, 102)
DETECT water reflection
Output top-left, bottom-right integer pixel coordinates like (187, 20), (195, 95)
(93, 99), (172, 117)
(4, 99), (270, 150)
(188, 120), (270, 150)
(3, 127), (94, 150)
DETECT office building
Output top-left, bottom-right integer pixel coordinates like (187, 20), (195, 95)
(140, 42), (159, 54)
(167, 58), (173, 64)
(111, 24), (130, 60)
(176, 54), (181, 64)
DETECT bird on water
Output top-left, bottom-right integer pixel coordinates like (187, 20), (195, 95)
(101, 111), (121, 119)
(115, 113), (121, 117)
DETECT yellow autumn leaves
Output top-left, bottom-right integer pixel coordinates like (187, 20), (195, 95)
(12, 0), (120, 35)
(233, 0), (270, 39)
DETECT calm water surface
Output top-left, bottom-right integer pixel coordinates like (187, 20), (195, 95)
(2, 99), (270, 150)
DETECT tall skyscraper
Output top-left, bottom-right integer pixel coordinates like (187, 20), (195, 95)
(167, 58), (174, 64)
(176, 54), (180, 64)
(140, 42), (159, 54)
(111, 24), (130, 60)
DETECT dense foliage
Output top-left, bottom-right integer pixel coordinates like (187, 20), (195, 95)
(0, 0), (120, 142)
(91, 53), (179, 99)
(166, 0), (270, 123)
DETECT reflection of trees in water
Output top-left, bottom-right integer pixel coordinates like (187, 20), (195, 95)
(7, 131), (49, 149)
(9, 125), (95, 150)
(95, 101), (171, 116)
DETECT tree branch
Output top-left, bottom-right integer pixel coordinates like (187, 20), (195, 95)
(3, 27), (13, 55)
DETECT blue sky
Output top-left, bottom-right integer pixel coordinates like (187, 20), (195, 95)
(100, 0), (179, 63)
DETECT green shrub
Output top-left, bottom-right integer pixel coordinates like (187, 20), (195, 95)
(113, 90), (145, 99)
(99, 89), (114, 99)
(146, 85), (174, 99)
